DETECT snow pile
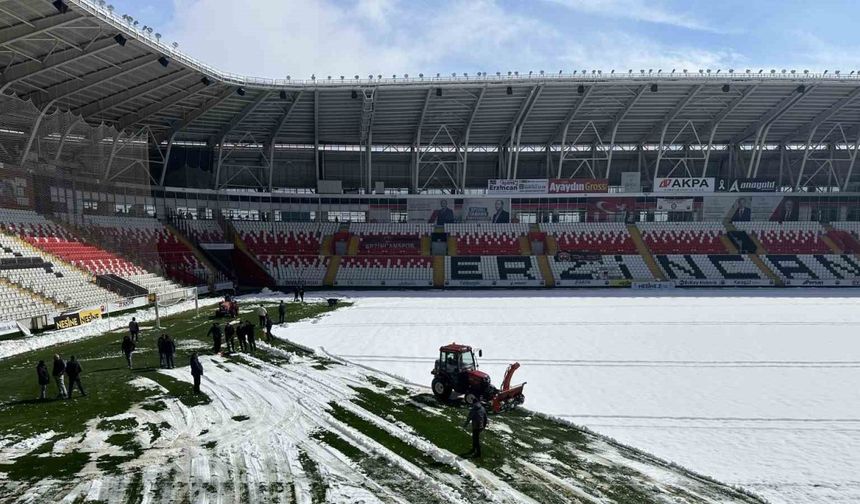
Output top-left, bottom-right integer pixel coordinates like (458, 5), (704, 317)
(285, 289), (860, 504)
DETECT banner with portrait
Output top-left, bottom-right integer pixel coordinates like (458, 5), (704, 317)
(462, 198), (513, 223)
(702, 194), (785, 222)
(407, 198), (462, 224)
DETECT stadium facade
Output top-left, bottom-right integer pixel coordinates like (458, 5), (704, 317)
(2, 0), (860, 332)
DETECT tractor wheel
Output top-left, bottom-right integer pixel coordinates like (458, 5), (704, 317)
(431, 378), (451, 401)
(464, 393), (479, 406)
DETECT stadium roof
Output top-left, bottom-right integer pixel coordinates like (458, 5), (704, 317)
(3, 0), (860, 152)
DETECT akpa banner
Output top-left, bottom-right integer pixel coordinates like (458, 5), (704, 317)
(548, 178), (609, 194)
(656, 198), (694, 212)
(653, 177), (715, 193)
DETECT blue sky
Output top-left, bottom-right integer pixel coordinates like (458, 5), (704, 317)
(110, 0), (860, 79)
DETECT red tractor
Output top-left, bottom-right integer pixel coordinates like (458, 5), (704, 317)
(431, 343), (526, 413)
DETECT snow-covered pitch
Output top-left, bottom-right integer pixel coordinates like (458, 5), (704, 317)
(288, 289), (860, 504)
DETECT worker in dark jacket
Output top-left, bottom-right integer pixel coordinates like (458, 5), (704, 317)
(157, 334), (167, 368)
(190, 352), (203, 394)
(293, 286), (299, 302)
(245, 321), (257, 353)
(121, 335), (135, 369)
(278, 300), (286, 324)
(65, 355), (85, 398)
(299, 285), (305, 303)
(208, 323), (223, 353)
(265, 315), (273, 342)
(224, 322), (236, 353)
(129, 317), (140, 343)
(36, 360), (50, 400)
(237, 322), (248, 352)
(463, 401), (488, 458)
(52, 354), (67, 399)
(164, 334), (176, 369)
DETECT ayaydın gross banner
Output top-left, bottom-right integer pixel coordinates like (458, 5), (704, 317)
(548, 178), (609, 194)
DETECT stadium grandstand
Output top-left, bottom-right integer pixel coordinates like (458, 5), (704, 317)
(2, 0), (860, 332)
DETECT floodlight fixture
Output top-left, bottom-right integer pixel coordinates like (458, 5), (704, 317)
(657, 69), (662, 74)
(823, 70), (828, 74)
(729, 69), (734, 74)
(611, 69), (615, 74)
(706, 69), (711, 74)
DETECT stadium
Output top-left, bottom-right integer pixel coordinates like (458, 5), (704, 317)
(0, 0), (858, 503)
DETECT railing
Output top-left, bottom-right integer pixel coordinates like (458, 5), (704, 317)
(68, 0), (860, 89)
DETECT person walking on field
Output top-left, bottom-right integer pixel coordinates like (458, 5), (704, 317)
(52, 354), (67, 399)
(237, 321), (248, 352)
(278, 300), (286, 324)
(293, 286), (299, 302)
(208, 323), (223, 353)
(164, 334), (176, 369)
(265, 315), (273, 342)
(129, 317), (140, 343)
(224, 322), (236, 353)
(121, 335), (135, 369)
(65, 356), (85, 398)
(157, 334), (167, 368)
(36, 360), (50, 400)
(257, 306), (267, 329)
(299, 285), (305, 303)
(190, 352), (204, 394)
(463, 401), (488, 458)
(245, 321), (257, 353)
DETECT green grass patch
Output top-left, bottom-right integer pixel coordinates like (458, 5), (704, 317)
(0, 446), (90, 482)
(140, 400), (167, 412)
(327, 402), (456, 475)
(97, 417), (138, 432)
(312, 429), (364, 460)
(297, 449), (327, 504)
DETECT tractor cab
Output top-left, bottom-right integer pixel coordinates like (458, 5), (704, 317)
(439, 343), (479, 373)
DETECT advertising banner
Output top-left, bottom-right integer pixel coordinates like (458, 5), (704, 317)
(653, 177), (715, 193)
(716, 178), (778, 192)
(78, 308), (102, 324)
(407, 198), (462, 224)
(656, 198), (694, 212)
(462, 198), (512, 223)
(548, 178), (609, 194)
(487, 179), (548, 194)
(631, 281), (676, 289)
(702, 195), (784, 222)
(335, 279), (432, 287)
(0, 320), (20, 336)
(54, 312), (82, 330)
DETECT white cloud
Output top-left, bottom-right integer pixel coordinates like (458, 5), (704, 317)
(163, 0), (743, 79)
(547, 0), (719, 32)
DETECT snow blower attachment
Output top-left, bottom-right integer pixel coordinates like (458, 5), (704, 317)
(431, 343), (526, 413)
